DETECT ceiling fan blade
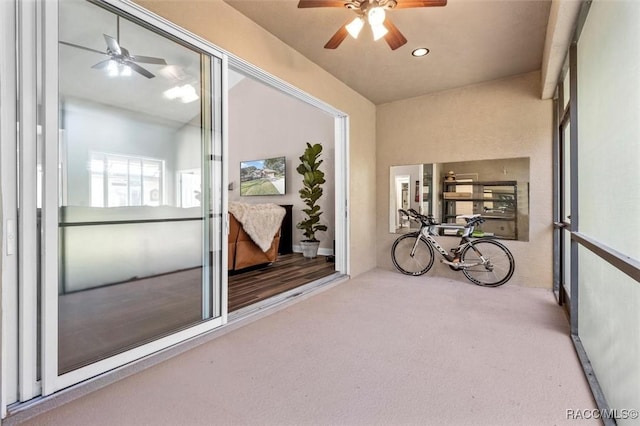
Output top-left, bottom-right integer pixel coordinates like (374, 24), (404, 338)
(59, 40), (106, 55)
(393, 0), (447, 8)
(91, 59), (112, 70)
(383, 18), (407, 50)
(324, 24), (349, 49)
(132, 55), (168, 65)
(298, 0), (345, 8)
(103, 34), (122, 55)
(127, 61), (155, 79)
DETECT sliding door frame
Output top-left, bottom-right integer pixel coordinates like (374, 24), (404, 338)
(1, 0), (19, 415)
(40, 0), (227, 395)
(227, 55), (350, 276)
(4, 0), (349, 413)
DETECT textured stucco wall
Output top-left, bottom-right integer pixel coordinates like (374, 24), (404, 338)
(376, 72), (553, 287)
(136, 0), (377, 277)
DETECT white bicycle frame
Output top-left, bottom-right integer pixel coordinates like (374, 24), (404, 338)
(410, 222), (487, 268)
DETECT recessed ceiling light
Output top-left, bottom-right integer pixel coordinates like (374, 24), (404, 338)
(412, 48), (430, 57)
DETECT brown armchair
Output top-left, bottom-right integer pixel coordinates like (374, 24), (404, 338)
(228, 213), (281, 271)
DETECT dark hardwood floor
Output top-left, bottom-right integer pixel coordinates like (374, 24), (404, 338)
(59, 268), (203, 373)
(58, 252), (336, 373)
(228, 253), (337, 312)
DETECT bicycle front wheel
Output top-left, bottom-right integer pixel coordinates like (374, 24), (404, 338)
(460, 239), (515, 286)
(391, 233), (435, 276)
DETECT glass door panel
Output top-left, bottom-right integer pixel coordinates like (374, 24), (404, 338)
(57, 0), (219, 374)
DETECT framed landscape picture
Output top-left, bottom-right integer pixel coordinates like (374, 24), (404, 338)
(240, 156), (286, 196)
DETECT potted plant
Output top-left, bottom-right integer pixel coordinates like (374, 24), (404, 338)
(296, 142), (327, 259)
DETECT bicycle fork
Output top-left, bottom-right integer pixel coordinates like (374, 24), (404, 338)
(468, 243), (494, 271)
(458, 241), (494, 271)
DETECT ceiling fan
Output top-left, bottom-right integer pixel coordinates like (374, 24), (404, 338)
(298, 0), (447, 50)
(59, 17), (167, 78)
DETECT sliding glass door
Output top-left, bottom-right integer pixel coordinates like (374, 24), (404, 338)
(5, 0), (347, 410)
(37, 0), (224, 395)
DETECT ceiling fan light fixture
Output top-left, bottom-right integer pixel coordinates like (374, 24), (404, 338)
(367, 6), (386, 26)
(105, 59), (133, 77)
(107, 60), (119, 77)
(346, 16), (365, 39)
(371, 23), (388, 41)
(298, 0), (447, 50)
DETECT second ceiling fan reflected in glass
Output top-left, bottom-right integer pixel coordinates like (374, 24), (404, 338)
(59, 15), (167, 79)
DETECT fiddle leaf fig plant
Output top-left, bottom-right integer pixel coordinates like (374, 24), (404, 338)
(296, 142), (327, 242)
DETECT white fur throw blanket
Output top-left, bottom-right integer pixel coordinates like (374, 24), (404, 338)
(229, 202), (286, 252)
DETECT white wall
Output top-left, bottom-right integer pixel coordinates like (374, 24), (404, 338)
(61, 100), (205, 292)
(576, 0), (640, 420)
(228, 76), (335, 250)
(175, 119), (203, 172)
(376, 72), (553, 287)
(63, 98), (179, 206)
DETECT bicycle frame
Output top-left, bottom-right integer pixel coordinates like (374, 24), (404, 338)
(410, 222), (477, 264)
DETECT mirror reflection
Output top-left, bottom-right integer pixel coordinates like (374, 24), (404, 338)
(390, 157), (530, 241)
(57, 0), (219, 374)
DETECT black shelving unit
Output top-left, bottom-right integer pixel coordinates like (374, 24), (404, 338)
(441, 180), (518, 240)
(278, 204), (293, 254)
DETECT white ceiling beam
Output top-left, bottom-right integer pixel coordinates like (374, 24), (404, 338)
(540, 0), (585, 99)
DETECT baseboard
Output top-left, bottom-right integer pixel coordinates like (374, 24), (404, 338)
(292, 245), (334, 256)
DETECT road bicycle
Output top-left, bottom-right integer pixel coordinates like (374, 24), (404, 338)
(391, 209), (515, 286)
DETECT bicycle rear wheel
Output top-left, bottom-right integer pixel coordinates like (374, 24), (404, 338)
(391, 233), (435, 276)
(460, 239), (515, 286)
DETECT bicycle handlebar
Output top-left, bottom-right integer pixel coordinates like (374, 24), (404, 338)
(398, 208), (438, 226)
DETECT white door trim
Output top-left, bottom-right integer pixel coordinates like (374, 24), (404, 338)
(1, 0), (19, 415)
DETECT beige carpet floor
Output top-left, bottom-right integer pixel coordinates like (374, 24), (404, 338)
(21, 269), (598, 425)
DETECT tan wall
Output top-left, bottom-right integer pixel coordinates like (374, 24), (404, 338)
(136, 0), (378, 277)
(376, 72), (553, 287)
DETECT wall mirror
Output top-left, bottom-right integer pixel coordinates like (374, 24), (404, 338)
(389, 157), (530, 241)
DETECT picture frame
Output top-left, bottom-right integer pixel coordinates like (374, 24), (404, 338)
(239, 156), (286, 196)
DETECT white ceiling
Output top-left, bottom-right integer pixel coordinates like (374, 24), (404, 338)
(223, 0), (552, 105)
(59, 0), (204, 127)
